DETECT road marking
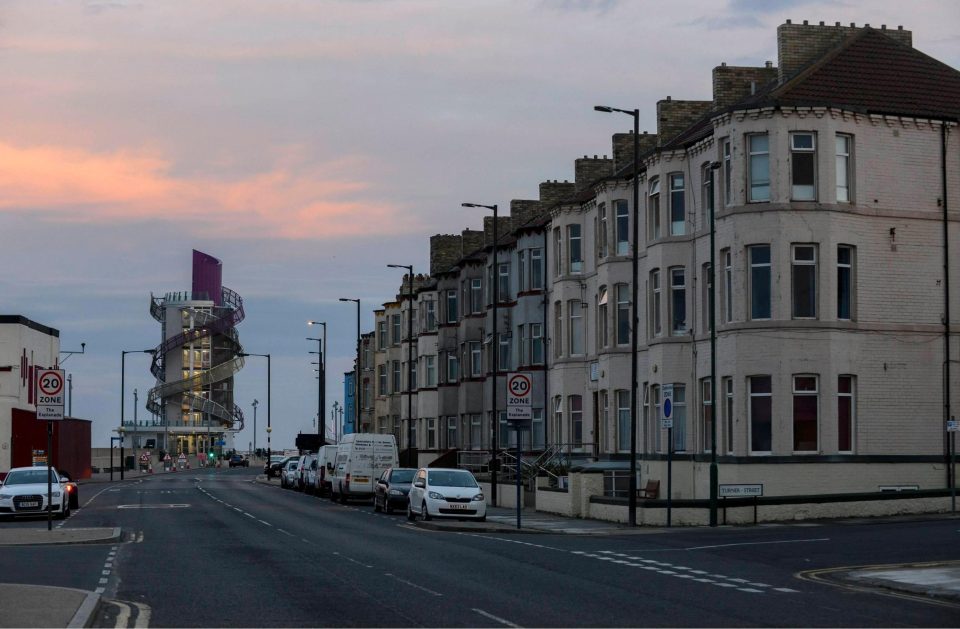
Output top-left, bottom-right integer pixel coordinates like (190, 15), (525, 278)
(685, 537), (829, 551)
(277, 528), (294, 537)
(95, 587), (105, 594)
(244, 513), (255, 519)
(333, 552), (373, 568)
(102, 570), (111, 575)
(384, 573), (443, 597)
(472, 608), (521, 628)
(99, 578), (108, 584)
(132, 602), (152, 628)
(115, 601), (132, 628)
(258, 519), (272, 526)
(774, 587), (800, 593)
(117, 504), (190, 509)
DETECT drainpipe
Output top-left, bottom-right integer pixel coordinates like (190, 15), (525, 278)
(943, 122), (953, 493)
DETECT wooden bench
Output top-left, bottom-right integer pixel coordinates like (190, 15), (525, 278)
(637, 479), (660, 499)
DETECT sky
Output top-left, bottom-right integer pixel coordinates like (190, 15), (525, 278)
(2, 0), (958, 450)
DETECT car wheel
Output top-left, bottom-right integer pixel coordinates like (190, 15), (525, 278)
(421, 501), (431, 521)
(373, 496), (381, 512)
(384, 499), (393, 515)
(406, 502), (415, 521)
(69, 492), (79, 510)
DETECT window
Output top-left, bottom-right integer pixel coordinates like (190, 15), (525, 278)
(518, 250), (526, 292)
(701, 162), (713, 228)
(568, 224), (583, 273)
(378, 365), (387, 396)
(553, 302), (562, 358)
(470, 414), (482, 450)
(554, 228), (562, 277)
(378, 321), (387, 350)
(650, 270), (662, 337)
(530, 248), (544, 290)
(425, 301), (436, 332)
(531, 323), (544, 365)
(614, 200), (629, 255)
(652, 385), (661, 453)
(569, 300), (584, 355)
(470, 278), (483, 314)
(392, 361), (401, 393)
(518, 324), (526, 366)
(791, 132), (816, 201)
(748, 134), (770, 202)
(597, 286), (608, 349)
(498, 262), (510, 300)
(749, 245), (771, 320)
(702, 263), (713, 333)
(616, 390), (630, 452)
(569, 395), (583, 447)
(445, 289), (458, 323)
(553, 397), (563, 446)
(701, 378), (713, 452)
(722, 138), (732, 206)
(424, 356), (436, 387)
(600, 390), (609, 451)
(836, 135), (852, 202)
(793, 375), (818, 452)
(616, 284), (630, 345)
(469, 342), (482, 377)
(531, 408), (545, 450)
(670, 268), (686, 335)
(498, 333), (510, 371)
(446, 353), (459, 382)
(722, 249), (732, 323)
(409, 418), (417, 447)
(363, 344), (371, 370)
(498, 411), (512, 449)
(838, 375), (854, 452)
(749, 375), (772, 453)
(409, 357), (417, 389)
(672, 384), (687, 452)
(669, 173), (685, 235)
(391, 314), (401, 345)
(597, 203), (608, 259)
(723, 377), (733, 454)
(648, 178), (661, 240)
(426, 418), (436, 449)
(838, 245), (854, 320)
(447, 416), (458, 449)
(792, 244), (817, 319)
(362, 380), (371, 409)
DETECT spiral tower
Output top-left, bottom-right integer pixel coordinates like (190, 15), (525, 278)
(147, 251), (245, 457)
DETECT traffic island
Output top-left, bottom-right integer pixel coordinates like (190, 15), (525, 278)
(0, 583), (100, 628)
(0, 527), (122, 546)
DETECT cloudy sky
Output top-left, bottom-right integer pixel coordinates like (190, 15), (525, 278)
(2, 0), (958, 451)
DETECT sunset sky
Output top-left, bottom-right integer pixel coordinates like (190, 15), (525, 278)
(3, 0), (958, 450)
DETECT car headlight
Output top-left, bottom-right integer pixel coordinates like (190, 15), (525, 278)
(51, 492), (61, 498)
(388, 489), (403, 496)
(472, 493), (485, 501)
(428, 491), (445, 500)
(0, 494), (11, 500)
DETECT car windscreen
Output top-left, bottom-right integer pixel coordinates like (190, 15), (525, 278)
(390, 470), (416, 484)
(3, 469), (57, 485)
(427, 470), (477, 488)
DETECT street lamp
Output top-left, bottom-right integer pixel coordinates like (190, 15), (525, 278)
(252, 399), (259, 456)
(238, 353), (271, 463)
(307, 320), (328, 443)
(339, 298), (361, 440)
(594, 104), (640, 526)
(462, 202), (500, 506)
(60, 342), (85, 418)
(388, 264), (416, 467)
(708, 160), (722, 527)
(121, 348), (154, 481)
(307, 335), (326, 443)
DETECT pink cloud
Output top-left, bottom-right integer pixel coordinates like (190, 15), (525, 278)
(0, 141), (407, 239)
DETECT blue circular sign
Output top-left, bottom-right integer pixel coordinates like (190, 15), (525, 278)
(663, 398), (672, 418)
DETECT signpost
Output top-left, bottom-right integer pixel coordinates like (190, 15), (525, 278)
(719, 484), (764, 525)
(506, 373), (532, 529)
(36, 369), (64, 532)
(661, 383), (674, 527)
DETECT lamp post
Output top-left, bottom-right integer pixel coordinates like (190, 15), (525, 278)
(339, 298), (361, 441)
(332, 401), (340, 444)
(307, 337), (325, 442)
(252, 399), (259, 456)
(388, 264), (416, 467)
(462, 202), (500, 506)
(708, 161), (722, 527)
(121, 348), (154, 481)
(239, 353), (271, 463)
(594, 105), (640, 526)
(60, 343), (85, 419)
(308, 320), (327, 441)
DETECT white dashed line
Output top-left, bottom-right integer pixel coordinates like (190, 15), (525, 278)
(99, 578), (108, 585)
(385, 573), (443, 597)
(472, 608), (521, 628)
(277, 529), (294, 537)
(258, 520), (272, 526)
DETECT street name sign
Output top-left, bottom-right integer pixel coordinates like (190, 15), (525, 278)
(661, 383), (674, 430)
(506, 372), (532, 422)
(35, 369), (65, 420)
(719, 484), (763, 498)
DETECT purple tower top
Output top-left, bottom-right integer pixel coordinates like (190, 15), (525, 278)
(192, 250), (223, 306)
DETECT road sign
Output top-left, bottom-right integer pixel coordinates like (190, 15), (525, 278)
(35, 368), (65, 420)
(140, 452), (150, 462)
(661, 383), (674, 430)
(164, 453), (172, 462)
(719, 484), (763, 498)
(177, 453), (187, 462)
(948, 420), (959, 432)
(506, 372), (532, 422)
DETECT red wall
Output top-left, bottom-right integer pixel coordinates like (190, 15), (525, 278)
(11, 408), (92, 479)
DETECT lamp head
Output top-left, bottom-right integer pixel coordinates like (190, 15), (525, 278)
(594, 105), (613, 113)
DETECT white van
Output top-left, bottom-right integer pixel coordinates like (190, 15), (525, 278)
(330, 433), (398, 503)
(312, 445), (338, 497)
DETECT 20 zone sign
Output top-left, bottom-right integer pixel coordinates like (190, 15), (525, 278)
(36, 368), (65, 421)
(506, 373), (532, 422)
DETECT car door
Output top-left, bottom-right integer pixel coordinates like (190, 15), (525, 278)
(410, 469), (426, 512)
(376, 470), (388, 506)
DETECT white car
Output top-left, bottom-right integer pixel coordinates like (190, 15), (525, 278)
(407, 468), (486, 522)
(280, 460), (299, 489)
(0, 467), (70, 519)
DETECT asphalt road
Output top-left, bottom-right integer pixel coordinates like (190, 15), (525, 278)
(2, 468), (958, 627)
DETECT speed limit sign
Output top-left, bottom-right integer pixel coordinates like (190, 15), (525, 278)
(506, 373), (532, 422)
(36, 369), (65, 420)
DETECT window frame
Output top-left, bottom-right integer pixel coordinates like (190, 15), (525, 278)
(748, 245), (772, 321)
(648, 178), (661, 240)
(614, 199), (629, 255)
(837, 245), (854, 321)
(722, 138), (732, 206)
(568, 299), (584, 356)
(670, 267), (687, 335)
(791, 244), (818, 319)
(597, 202), (608, 259)
(838, 375), (854, 453)
(530, 248), (544, 290)
(747, 133), (770, 203)
(792, 374), (819, 452)
(567, 224), (583, 274)
(650, 269), (662, 337)
(790, 132), (817, 201)
(669, 172), (686, 236)
(836, 134), (853, 203)
(749, 375), (772, 454)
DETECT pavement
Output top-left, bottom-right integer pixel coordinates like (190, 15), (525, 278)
(0, 583), (100, 629)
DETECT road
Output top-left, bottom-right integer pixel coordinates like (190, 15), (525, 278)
(2, 468), (958, 627)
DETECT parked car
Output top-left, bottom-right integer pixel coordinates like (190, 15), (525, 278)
(304, 455), (319, 494)
(295, 454), (315, 491)
(280, 460), (300, 489)
(407, 468), (485, 522)
(373, 467), (416, 514)
(266, 455), (296, 478)
(228, 454), (249, 468)
(0, 467), (71, 519)
(312, 445), (337, 497)
(58, 469), (79, 510)
(330, 433), (398, 503)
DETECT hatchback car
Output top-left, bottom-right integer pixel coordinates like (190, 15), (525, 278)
(280, 460), (300, 489)
(0, 467), (71, 519)
(373, 467), (416, 514)
(407, 468), (485, 521)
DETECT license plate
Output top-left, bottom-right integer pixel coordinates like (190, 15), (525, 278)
(447, 503), (468, 510)
(20, 501), (39, 508)
(353, 477), (369, 483)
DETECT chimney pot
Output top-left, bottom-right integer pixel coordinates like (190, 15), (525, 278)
(850, 22), (855, 27)
(765, 60), (772, 68)
(786, 19), (792, 24)
(802, 20), (808, 25)
(835, 22), (840, 26)
(819, 21), (824, 26)
(882, 24), (886, 29)
(865, 23), (870, 28)
(593, 155), (598, 159)
(721, 61), (727, 66)
(898, 25), (903, 30)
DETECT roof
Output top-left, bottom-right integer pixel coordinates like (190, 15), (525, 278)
(0, 315), (60, 337)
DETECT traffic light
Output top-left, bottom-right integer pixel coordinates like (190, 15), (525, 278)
(208, 450), (215, 460)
